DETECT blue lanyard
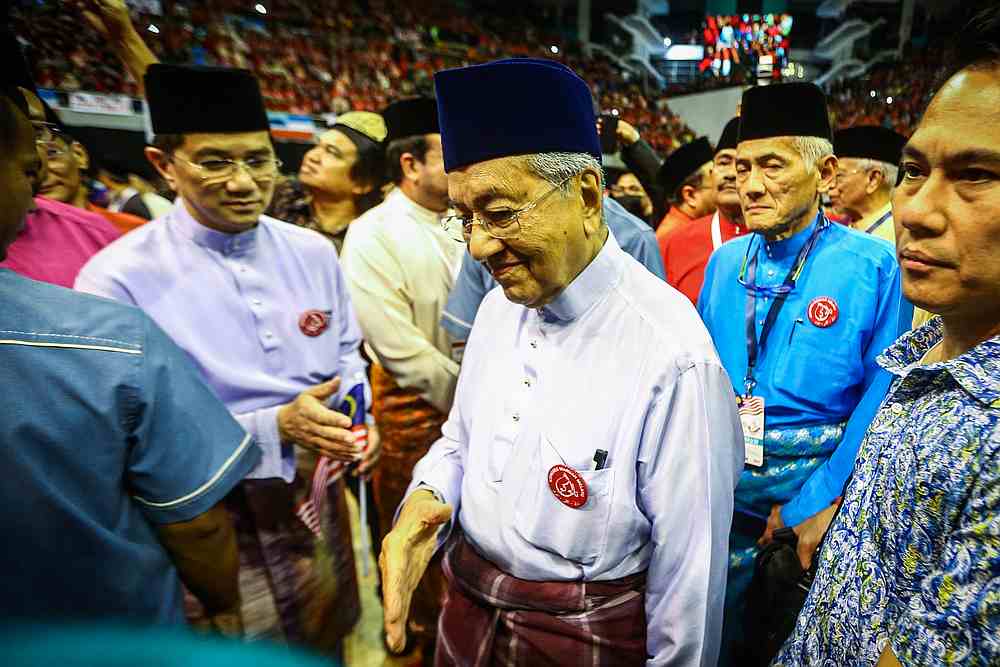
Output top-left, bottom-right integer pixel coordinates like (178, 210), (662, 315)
(742, 214), (828, 396)
(865, 210), (892, 235)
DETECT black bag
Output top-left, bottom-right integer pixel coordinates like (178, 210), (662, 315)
(741, 527), (815, 666)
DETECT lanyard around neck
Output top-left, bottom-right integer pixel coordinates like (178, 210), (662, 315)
(865, 209), (892, 235)
(742, 214), (828, 395)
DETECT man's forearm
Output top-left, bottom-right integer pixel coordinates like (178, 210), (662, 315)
(114, 25), (158, 95)
(156, 503), (240, 614)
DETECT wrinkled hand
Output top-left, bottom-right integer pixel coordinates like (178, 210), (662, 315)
(354, 422), (381, 477)
(757, 503), (785, 547)
(792, 499), (841, 571)
(278, 378), (361, 462)
(380, 490), (452, 654)
(76, 0), (134, 42)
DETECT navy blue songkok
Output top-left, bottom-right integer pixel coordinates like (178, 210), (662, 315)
(434, 58), (601, 172)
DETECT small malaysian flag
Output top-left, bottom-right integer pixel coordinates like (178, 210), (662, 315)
(296, 382), (369, 538)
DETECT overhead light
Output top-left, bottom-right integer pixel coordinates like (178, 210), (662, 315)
(254, 3), (267, 14)
(147, 24), (160, 34)
(663, 37), (672, 47)
(550, 45), (559, 54)
(886, 96), (894, 104)
(869, 90), (877, 98)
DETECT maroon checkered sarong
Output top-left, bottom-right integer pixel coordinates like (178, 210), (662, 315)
(436, 532), (648, 666)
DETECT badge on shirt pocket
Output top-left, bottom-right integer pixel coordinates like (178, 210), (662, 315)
(737, 395), (765, 467)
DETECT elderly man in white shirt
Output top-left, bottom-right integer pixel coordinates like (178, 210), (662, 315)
(340, 96), (463, 654)
(379, 59), (743, 666)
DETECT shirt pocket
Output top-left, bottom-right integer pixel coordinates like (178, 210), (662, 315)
(774, 318), (860, 409)
(511, 433), (614, 565)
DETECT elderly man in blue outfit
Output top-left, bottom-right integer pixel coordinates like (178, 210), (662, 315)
(379, 59), (743, 666)
(696, 82), (908, 663)
(441, 195), (665, 347)
(75, 64), (375, 653)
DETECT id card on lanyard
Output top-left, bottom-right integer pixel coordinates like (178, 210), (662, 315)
(737, 214), (827, 466)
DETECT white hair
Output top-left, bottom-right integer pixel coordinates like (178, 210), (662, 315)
(792, 136), (834, 173)
(858, 158), (899, 193)
(525, 152), (605, 192)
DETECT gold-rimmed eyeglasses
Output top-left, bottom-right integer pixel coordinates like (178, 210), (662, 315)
(441, 176), (573, 243)
(171, 153), (283, 184)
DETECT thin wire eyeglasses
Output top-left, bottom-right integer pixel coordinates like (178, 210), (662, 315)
(171, 153), (283, 184)
(440, 176), (573, 243)
(32, 121), (70, 157)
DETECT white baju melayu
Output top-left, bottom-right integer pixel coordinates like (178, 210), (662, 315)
(341, 189), (464, 413)
(405, 232), (744, 666)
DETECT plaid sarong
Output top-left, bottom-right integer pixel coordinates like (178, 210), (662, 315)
(437, 532), (648, 666)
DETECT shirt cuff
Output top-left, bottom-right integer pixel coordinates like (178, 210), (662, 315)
(242, 404), (295, 482)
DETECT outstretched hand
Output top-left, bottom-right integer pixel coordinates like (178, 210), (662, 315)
(379, 489), (452, 654)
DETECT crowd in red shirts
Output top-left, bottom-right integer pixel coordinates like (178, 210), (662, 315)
(12, 0), (935, 155)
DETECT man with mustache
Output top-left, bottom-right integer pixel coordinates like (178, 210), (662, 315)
(775, 8), (1000, 663)
(75, 64), (374, 655)
(696, 82), (908, 664)
(660, 117), (749, 305)
(379, 58), (743, 666)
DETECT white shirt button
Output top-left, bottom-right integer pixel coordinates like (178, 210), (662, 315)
(251, 299), (262, 306)
(767, 270), (775, 277)
(264, 331), (273, 339)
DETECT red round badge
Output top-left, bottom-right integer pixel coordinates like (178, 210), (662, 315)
(298, 310), (330, 337)
(547, 465), (589, 509)
(807, 297), (839, 328)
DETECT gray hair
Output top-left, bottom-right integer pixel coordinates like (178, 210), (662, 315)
(792, 136), (834, 173)
(858, 158), (899, 193)
(524, 152), (605, 193)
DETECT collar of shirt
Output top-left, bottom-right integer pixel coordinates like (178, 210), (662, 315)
(757, 213), (820, 262)
(854, 201), (893, 233)
(538, 232), (623, 324)
(388, 187), (447, 225)
(717, 210), (745, 237)
(878, 317), (1000, 408)
(169, 197), (259, 256)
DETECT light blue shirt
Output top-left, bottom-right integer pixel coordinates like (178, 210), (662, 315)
(75, 198), (370, 482)
(698, 217), (909, 525)
(408, 233), (744, 666)
(440, 196), (665, 341)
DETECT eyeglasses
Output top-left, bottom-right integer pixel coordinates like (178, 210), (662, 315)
(833, 167), (866, 182)
(32, 121), (70, 154)
(171, 153), (283, 184)
(441, 176), (573, 243)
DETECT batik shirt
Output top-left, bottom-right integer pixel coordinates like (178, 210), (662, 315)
(775, 318), (1000, 666)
